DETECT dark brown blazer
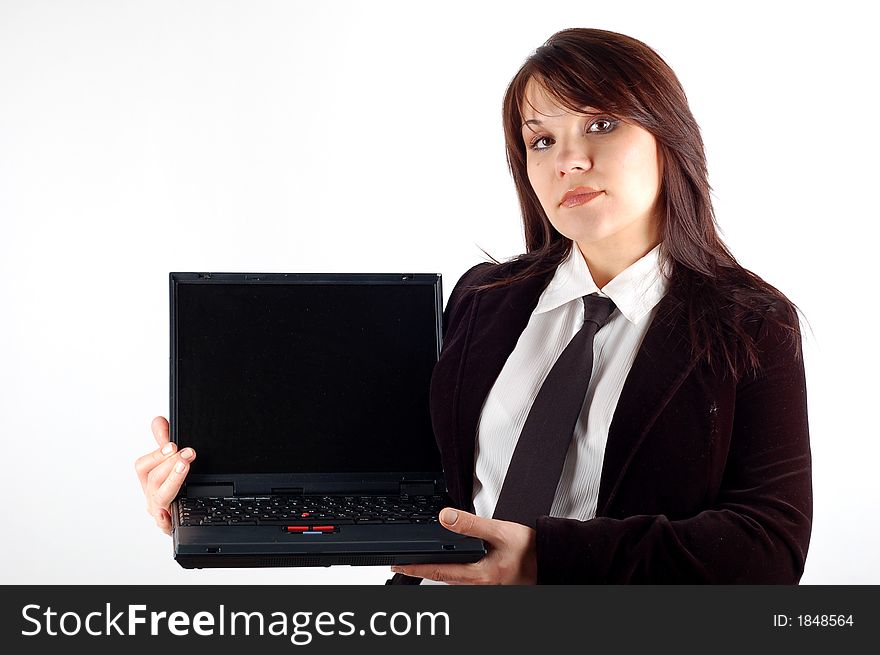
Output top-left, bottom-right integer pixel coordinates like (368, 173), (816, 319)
(397, 258), (812, 584)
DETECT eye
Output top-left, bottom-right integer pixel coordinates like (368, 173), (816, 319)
(528, 136), (554, 151)
(588, 118), (618, 133)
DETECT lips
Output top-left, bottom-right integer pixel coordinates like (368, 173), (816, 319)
(560, 186), (603, 208)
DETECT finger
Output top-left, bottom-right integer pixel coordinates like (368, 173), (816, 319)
(439, 508), (502, 542)
(148, 457), (189, 517)
(134, 442), (179, 493)
(151, 416), (170, 448)
(147, 449), (196, 513)
(145, 455), (180, 507)
(391, 563), (491, 585)
(153, 507), (173, 536)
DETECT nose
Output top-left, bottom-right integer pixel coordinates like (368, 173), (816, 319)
(556, 142), (592, 177)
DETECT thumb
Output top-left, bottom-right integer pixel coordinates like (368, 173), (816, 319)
(439, 507), (494, 539)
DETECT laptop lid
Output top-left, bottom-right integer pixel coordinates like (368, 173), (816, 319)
(169, 272), (445, 497)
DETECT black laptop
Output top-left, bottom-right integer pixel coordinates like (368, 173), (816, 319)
(169, 272), (486, 569)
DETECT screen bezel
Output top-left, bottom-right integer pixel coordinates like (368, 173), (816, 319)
(168, 272), (445, 495)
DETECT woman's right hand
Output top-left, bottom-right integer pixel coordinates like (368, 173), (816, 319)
(135, 416), (197, 536)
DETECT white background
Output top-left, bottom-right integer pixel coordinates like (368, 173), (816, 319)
(1, 0), (877, 585)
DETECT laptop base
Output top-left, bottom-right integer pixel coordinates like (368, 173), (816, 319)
(173, 523), (486, 569)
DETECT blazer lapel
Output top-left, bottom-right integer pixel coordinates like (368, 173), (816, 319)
(596, 292), (696, 514)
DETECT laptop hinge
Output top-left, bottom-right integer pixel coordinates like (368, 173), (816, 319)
(399, 481), (436, 496)
(186, 484), (234, 498)
(270, 487), (305, 496)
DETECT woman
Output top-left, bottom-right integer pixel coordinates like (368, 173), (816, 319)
(136, 28), (812, 584)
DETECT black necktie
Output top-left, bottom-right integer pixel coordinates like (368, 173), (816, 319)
(492, 293), (616, 528)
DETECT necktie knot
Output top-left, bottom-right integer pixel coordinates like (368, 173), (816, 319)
(582, 293), (616, 329)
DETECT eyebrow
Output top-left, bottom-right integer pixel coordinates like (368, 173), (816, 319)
(521, 110), (605, 130)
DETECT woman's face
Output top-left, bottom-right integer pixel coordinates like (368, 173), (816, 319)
(520, 78), (663, 251)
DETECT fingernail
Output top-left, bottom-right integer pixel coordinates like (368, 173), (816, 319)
(442, 509), (458, 525)
(174, 461), (185, 473)
(180, 448), (194, 460)
(161, 443), (174, 455)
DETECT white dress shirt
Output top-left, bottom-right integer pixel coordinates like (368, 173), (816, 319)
(419, 242), (670, 584)
(472, 241), (670, 521)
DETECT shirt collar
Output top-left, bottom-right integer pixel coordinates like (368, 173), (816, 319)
(533, 242), (670, 325)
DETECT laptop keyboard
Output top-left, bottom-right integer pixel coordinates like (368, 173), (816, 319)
(177, 494), (446, 527)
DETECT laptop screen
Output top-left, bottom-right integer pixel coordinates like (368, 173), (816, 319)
(171, 275), (443, 475)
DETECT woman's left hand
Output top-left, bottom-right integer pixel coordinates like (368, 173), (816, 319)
(390, 508), (537, 584)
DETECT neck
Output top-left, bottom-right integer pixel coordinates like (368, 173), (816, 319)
(576, 223), (660, 289)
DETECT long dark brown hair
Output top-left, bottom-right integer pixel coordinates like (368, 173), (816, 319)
(474, 28), (802, 379)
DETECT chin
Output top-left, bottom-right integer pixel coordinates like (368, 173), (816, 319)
(552, 210), (652, 248)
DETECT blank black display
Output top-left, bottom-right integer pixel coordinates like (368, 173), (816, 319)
(174, 282), (441, 474)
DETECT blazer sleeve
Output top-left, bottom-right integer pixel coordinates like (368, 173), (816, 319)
(534, 306), (813, 583)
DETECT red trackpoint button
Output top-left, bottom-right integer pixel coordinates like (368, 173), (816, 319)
(287, 526), (308, 532)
